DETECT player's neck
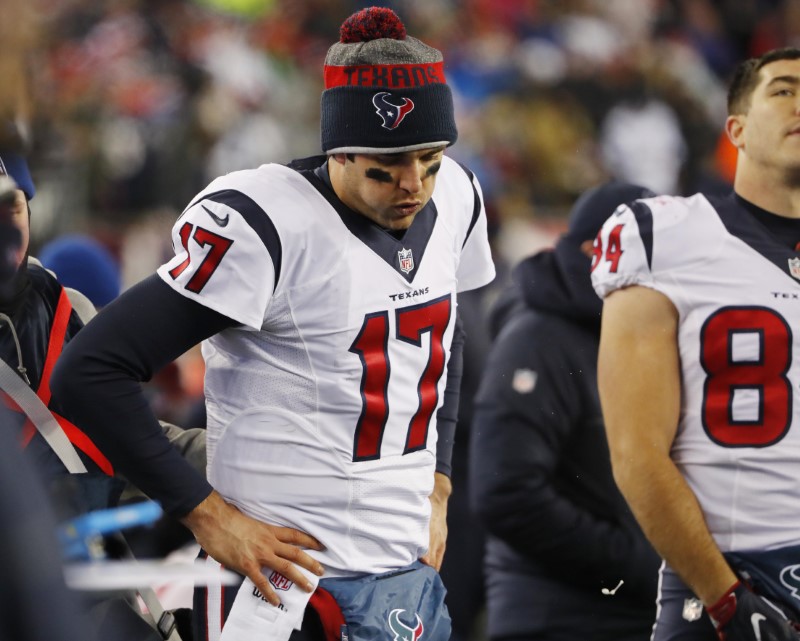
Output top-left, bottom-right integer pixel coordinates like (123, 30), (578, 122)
(734, 166), (800, 219)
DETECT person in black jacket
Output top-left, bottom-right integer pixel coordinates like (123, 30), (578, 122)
(470, 181), (661, 641)
(0, 152), (119, 497)
(0, 148), (205, 641)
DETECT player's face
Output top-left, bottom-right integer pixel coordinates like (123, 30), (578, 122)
(333, 147), (445, 230)
(0, 188), (29, 270)
(731, 58), (800, 172)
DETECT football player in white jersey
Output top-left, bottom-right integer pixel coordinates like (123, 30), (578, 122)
(52, 7), (494, 641)
(592, 48), (800, 641)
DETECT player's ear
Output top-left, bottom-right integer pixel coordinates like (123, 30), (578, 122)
(330, 153), (348, 166)
(725, 114), (745, 150)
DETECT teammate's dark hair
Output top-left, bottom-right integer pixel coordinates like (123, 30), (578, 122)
(728, 47), (800, 115)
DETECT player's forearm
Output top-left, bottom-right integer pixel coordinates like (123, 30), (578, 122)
(421, 472), (451, 571)
(431, 471), (452, 506)
(613, 452), (737, 605)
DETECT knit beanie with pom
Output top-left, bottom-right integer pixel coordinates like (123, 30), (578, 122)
(321, 6), (457, 154)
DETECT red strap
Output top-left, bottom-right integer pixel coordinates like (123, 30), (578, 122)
(308, 586), (346, 641)
(11, 289), (114, 475)
(52, 410), (114, 476)
(19, 286), (73, 445)
(38, 287), (73, 405)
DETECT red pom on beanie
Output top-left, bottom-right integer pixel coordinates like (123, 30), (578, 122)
(339, 6), (406, 43)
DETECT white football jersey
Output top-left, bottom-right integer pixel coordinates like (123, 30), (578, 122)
(592, 193), (800, 552)
(157, 155), (495, 575)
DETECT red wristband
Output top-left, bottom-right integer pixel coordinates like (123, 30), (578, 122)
(706, 581), (742, 629)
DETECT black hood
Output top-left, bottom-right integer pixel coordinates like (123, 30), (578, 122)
(489, 181), (655, 337)
(517, 239), (602, 324)
(489, 240), (601, 337)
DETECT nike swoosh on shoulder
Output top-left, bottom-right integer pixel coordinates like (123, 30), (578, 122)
(201, 204), (230, 227)
(751, 612), (766, 641)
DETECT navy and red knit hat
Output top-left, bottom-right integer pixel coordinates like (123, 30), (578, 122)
(321, 7), (457, 154)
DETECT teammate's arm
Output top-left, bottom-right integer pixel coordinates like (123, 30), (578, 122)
(598, 284), (737, 606)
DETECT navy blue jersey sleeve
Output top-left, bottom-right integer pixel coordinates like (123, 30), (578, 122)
(51, 275), (237, 517)
(434, 311), (464, 477)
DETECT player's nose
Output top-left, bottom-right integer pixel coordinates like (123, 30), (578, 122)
(397, 163), (424, 193)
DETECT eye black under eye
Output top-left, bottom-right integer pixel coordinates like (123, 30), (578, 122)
(426, 162), (442, 177)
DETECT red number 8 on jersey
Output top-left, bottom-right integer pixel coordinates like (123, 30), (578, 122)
(700, 306), (792, 447)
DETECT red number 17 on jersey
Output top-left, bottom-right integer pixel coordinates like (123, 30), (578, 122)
(349, 295), (452, 462)
(168, 222), (234, 293)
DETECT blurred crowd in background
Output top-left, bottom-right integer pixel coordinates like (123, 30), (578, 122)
(20, 0), (798, 270)
(0, 0), (780, 430)
(4, 0), (796, 430)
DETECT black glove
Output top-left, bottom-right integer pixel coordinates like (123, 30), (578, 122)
(707, 581), (800, 641)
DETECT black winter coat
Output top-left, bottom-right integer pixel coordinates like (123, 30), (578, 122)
(470, 236), (660, 640)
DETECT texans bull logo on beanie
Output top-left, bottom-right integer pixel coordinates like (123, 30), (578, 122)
(321, 6), (458, 154)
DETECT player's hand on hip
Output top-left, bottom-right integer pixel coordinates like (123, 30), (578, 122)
(707, 581), (800, 641)
(182, 490), (325, 606)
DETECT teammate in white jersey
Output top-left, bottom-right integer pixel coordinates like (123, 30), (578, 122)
(52, 7), (494, 641)
(592, 48), (800, 641)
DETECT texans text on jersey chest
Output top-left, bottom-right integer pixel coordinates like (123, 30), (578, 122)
(389, 286), (430, 301)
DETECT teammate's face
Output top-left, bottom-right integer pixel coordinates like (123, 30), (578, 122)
(330, 147), (445, 231)
(0, 188), (29, 270)
(728, 58), (800, 173)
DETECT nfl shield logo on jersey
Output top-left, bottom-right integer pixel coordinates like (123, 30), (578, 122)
(789, 257), (800, 280)
(398, 248), (414, 274)
(268, 570), (293, 591)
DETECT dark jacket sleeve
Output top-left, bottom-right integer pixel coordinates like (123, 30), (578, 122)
(434, 310), (464, 477)
(469, 310), (659, 600)
(51, 275), (236, 517)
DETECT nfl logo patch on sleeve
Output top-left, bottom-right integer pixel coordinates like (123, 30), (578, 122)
(512, 368), (537, 394)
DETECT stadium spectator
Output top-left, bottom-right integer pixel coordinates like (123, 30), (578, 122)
(0, 151), (122, 510)
(593, 47), (800, 640)
(52, 7), (494, 641)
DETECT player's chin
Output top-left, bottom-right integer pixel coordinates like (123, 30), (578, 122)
(383, 212), (417, 230)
